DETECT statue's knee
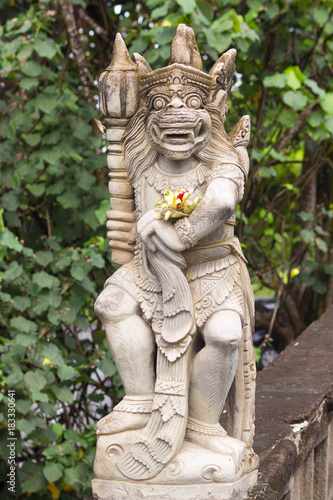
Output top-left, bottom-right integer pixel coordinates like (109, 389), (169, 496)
(94, 284), (139, 323)
(203, 310), (242, 350)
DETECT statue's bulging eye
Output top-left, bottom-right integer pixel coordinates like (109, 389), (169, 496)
(185, 94), (203, 109)
(152, 96), (168, 110)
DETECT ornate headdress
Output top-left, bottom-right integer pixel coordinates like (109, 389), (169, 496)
(135, 24), (236, 101)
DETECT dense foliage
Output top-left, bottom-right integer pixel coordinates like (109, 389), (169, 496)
(0, 0), (332, 498)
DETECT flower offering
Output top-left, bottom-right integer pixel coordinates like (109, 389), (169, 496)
(154, 189), (203, 221)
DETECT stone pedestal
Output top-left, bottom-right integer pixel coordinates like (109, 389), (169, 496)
(92, 429), (257, 500)
(92, 472), (258, 500)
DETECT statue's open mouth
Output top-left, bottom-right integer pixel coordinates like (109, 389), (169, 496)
(151, 119), (209, 150)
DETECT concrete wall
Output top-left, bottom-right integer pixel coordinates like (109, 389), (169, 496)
(248, 305), (333, 500)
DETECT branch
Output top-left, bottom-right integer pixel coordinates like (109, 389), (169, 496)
(252, 87), (268, 150)
(274, 103), (316, 152)
(78, 7), (108, 40)
(59, 0), (94, 103)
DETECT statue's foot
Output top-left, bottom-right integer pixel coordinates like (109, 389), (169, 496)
(186, 417), (246, 471)
(96, 396), (152, 436)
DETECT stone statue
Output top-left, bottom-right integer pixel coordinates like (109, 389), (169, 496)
(92, 24), (258, 500)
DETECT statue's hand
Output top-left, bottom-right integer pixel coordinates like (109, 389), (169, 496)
(138, 210), (186, 253)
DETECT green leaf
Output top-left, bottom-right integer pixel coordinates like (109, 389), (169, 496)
(151, 2), (170, 18)
(41, 344), (65, 367)
(211, 18), (234, 33)
(175, 0), (196, 14)
(324, 264), (333, 276)
(32, 271), (60, 288)
(282, 91), (308, 111)
(17, 417), (41, 434)
(63, 466), (81, 489)
(79, 276), (96, 294)
(320, 92), (333, 114)
(57, 192), (81, 209)
(197, 1), (214, 21)
(99, 357), (117, 377)
(324, 115), (333, 135)
(263, 73), (287, 88)
(34, 94), (58, 114)
(35, 250), (54, 267)
(20, 77), (39, 90)
(20, 462), (48, 493)
(16, 400), (31, 415)
(2, 191), (19, 211)
(89, 250), (105, 268)
(42, 444), (63, 458)
(298, 211), (315, 222)
(254, 346), (262, 363)
(6, 366), (24, 385)
(204, 28), (230, 53)
(315, 237), (328, 252)
(27, 183), (45, 197)
(308, 110), (325, 128)
(34, 38), (57, 59)
(266, 3), (279, 19)
(269, 149), (285, 162)
(300, 229), (315, 244)
(10, 316), (37, 334)
(21, 61), (43, 77)
(57, 365), (78, 381)
(22, 132), (41, 147)
(277, 109), (297, 127)
(259, 166), (277, 178)
(24, 371), (47, 392)
(40, 148), (62, 164)
(315, 225), (329, 237)
(52, 386), (74, 403)
(43, 462), (64, 482)
(95, 199), (110, 225)
(51, 423), (63, 439)
(0, 291), (11, 302)
(313, 280), (327, 294)
(70, 260), (93, 281)
(16, 333), (38, 346)
(284, 66), (305, 91)
(304, 79), (325, 99)
(0, 227), (23, 251)
(77, 170), (96, 191)
(313, 6), (329, 25)
(3, 262), (23, 281)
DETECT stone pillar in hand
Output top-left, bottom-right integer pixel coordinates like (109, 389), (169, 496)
(99, 34), (139, 265)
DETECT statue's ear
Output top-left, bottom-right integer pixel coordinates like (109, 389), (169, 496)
(133, 53), (152, 76)
(208, 49), (236, 120)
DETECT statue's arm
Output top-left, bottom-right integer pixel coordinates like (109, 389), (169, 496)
(182, 176), (238, 242)
(137, 175), (239, 253)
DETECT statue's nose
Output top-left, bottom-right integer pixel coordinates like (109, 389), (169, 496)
(167, 97), (186, 109)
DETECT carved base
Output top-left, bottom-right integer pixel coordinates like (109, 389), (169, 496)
(92, 471), (257, 500)
(93, 429), (257, 499)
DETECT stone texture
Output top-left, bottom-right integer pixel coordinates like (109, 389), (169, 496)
(247, 305), (333, 499)
(93, 24), (258, 499)
(92, 472), (258, 500)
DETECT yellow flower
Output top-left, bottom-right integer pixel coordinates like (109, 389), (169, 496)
(46, 483), (60, 500)
(154, 188), (202, 221)
(42, 358), (53, 366)
(290, 268), (300, 278)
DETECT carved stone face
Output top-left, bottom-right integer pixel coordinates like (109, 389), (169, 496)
(145, 79), (212, 161)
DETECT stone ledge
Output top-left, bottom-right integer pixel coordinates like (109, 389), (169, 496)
(92, 471), (258, 500)
(247, 305), (333, 499)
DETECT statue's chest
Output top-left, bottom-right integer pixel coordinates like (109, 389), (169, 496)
(134, 163), (210, 216)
